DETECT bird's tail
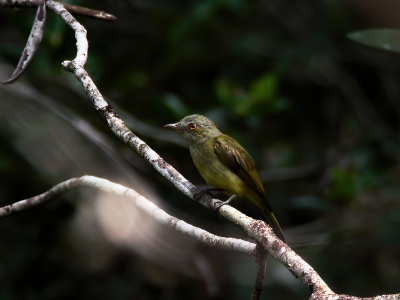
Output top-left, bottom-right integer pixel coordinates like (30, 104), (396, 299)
(261, 209), (286, 242)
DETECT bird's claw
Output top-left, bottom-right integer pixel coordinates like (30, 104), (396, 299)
(214, 194), (236, 211)
(214, 200), (228, 211)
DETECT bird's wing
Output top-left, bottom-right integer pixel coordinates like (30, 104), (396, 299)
(214, 135), (271, 209)
(215, 135), (285, 242)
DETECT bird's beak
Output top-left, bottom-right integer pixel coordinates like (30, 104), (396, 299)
(164, 123), (180, 131)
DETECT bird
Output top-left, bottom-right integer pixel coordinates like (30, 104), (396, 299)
(164, 114), (285, 242)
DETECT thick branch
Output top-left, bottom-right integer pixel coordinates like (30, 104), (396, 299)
(311, 293), (400, 300)
(217, 205), (334, 295)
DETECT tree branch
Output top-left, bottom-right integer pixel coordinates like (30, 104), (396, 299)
(2, 0), (46, 84)
(61, 3), (116, 22)
(0, 0), (116, 84)
(46, 1), (88, 68)
(0, 176), (256, 255)
(217, 204), (335, 295)
(0, 0), (116, 22)
(250, 245), (268, 300)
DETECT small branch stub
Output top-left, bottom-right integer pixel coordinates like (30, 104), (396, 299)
(1, 0), (115, 84)
(2, 0), (46, 84)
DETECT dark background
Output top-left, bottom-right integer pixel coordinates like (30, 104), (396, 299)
(1, 0), (400, 299)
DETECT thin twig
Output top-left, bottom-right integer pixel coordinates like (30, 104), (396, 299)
(46, 1), (88, 68)
(0, 0), (116, 22)
(2, 0), (46, 84)
(250, 244), (268, 300)
(1, 0), (116, 84)
(62, 3), (116, 22)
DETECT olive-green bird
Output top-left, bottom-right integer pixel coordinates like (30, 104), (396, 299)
(164, 114), (285, 242)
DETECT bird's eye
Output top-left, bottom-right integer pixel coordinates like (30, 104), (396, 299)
(189, 123), (198, 130)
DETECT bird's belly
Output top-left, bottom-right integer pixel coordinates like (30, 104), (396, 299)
(191, 148), (248, 198)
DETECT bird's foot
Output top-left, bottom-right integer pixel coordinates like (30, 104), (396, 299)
(214, 194), (236, 211)
(193, 188), (225, 201)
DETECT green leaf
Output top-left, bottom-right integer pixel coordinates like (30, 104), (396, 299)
(326, 166), (357, 204)
(248, 72), (277, 103)
(214, 79), (248, 114)
(347, 29), (400, 53)
(214, 74), (289, 116)
(164, 94), (190, 117)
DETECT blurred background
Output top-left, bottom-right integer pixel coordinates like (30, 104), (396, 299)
(1, 0), (400, 299)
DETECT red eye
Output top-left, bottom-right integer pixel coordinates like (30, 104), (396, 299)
(189, 123), (197, 130)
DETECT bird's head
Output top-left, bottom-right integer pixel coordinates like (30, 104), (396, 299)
(164, 114), (221, 144)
